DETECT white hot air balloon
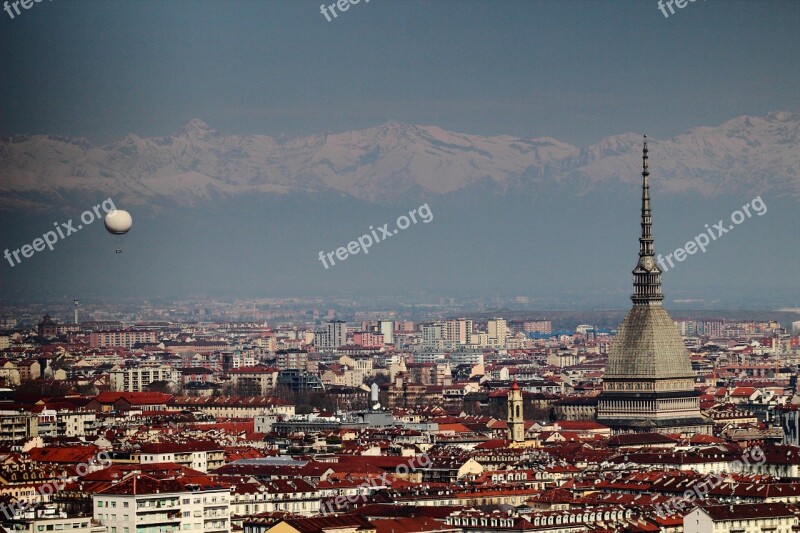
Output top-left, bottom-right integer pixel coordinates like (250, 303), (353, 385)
(104, 210), (132, 253)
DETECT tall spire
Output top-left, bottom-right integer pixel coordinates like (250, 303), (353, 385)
(641, 135), (652, 256)
(631, 135), (663, 305)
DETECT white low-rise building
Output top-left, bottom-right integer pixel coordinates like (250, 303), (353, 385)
(93, 474), (230, 533)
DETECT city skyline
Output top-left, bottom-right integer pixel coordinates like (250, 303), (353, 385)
(1, 2), (800, 530)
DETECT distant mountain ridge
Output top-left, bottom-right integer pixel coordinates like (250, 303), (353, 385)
(1, 111), (798, 209)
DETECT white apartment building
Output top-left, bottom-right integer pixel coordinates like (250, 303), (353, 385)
(314, 320), (347, 352)
(110, 365), (180, 393)
(450, 347), (484, 366)
(132, 442), (225, 474)
(37, 410), (97, 438)
(422, 323), (445, 349)
(414, 351), (445, 364)
(4, 508), (101, 533)
(93, 475), (230, 533)
(378, 320), (394, 345)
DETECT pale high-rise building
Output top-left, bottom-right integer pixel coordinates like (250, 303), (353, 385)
(315, 320), (347, 351)
(445, 318), (472, 345)
(488, 318), (508, 347)
(378, 320), (395, 345)
(422, 323), (445, 349)
(523, 320), (552, 334)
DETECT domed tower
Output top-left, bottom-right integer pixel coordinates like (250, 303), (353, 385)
(597, 137), (711, 435)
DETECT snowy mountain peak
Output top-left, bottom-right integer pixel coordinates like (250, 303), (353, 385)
(178, 119), (217, 139)
(1, 112), (798, 208)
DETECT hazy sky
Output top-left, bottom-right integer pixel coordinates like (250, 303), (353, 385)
(2, 0), (798, 147)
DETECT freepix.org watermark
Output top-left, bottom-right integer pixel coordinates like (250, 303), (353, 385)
(657, 0), (705, 19)
(320, 0), (369, 22)
(3, 0), (52, 20)
(656, 195), (766, 273)
(4, 198), (117, 268)
(0, 451), (111, 519)
(318, 203), (433, 269)
(653, 446), (765, 517)
(319, 453), (430, 515)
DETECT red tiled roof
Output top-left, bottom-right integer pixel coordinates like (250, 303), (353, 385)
(98, 474), (186, 495)
(27, 446), (99, 464)
(371, 517), (458, 533)
(554, 420), (609, 431)
(138, 441), (223, 454)
(245, 515), (374, 533)
(93, 392), (173, 405)
(699, 503), (793, 520)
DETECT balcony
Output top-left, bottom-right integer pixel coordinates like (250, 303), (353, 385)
(135, 526), (178, 533)
(136, 500), (180, 511)
(136, 512), (181, 525)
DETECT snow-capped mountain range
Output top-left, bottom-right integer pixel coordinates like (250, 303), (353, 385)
(1, 111), (798, 209)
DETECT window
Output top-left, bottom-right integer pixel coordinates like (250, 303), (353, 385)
(98, 502), (104, 508)
(123, 502), (129, 508)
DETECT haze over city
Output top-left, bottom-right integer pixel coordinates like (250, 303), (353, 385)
(1, 0), (798, 308)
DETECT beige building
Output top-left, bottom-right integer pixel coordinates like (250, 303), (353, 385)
(89, 329), (157, 348)
(17, 360), (41, 382)
(0, 359), (20, 386)
(684, 503), (797, 533)
(132, 442), (224, 473)
(0, 411), (38, 441)
(228, 365), (279, 395)
(169, 396), (295, 418)
(487, 318), (508, 348)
